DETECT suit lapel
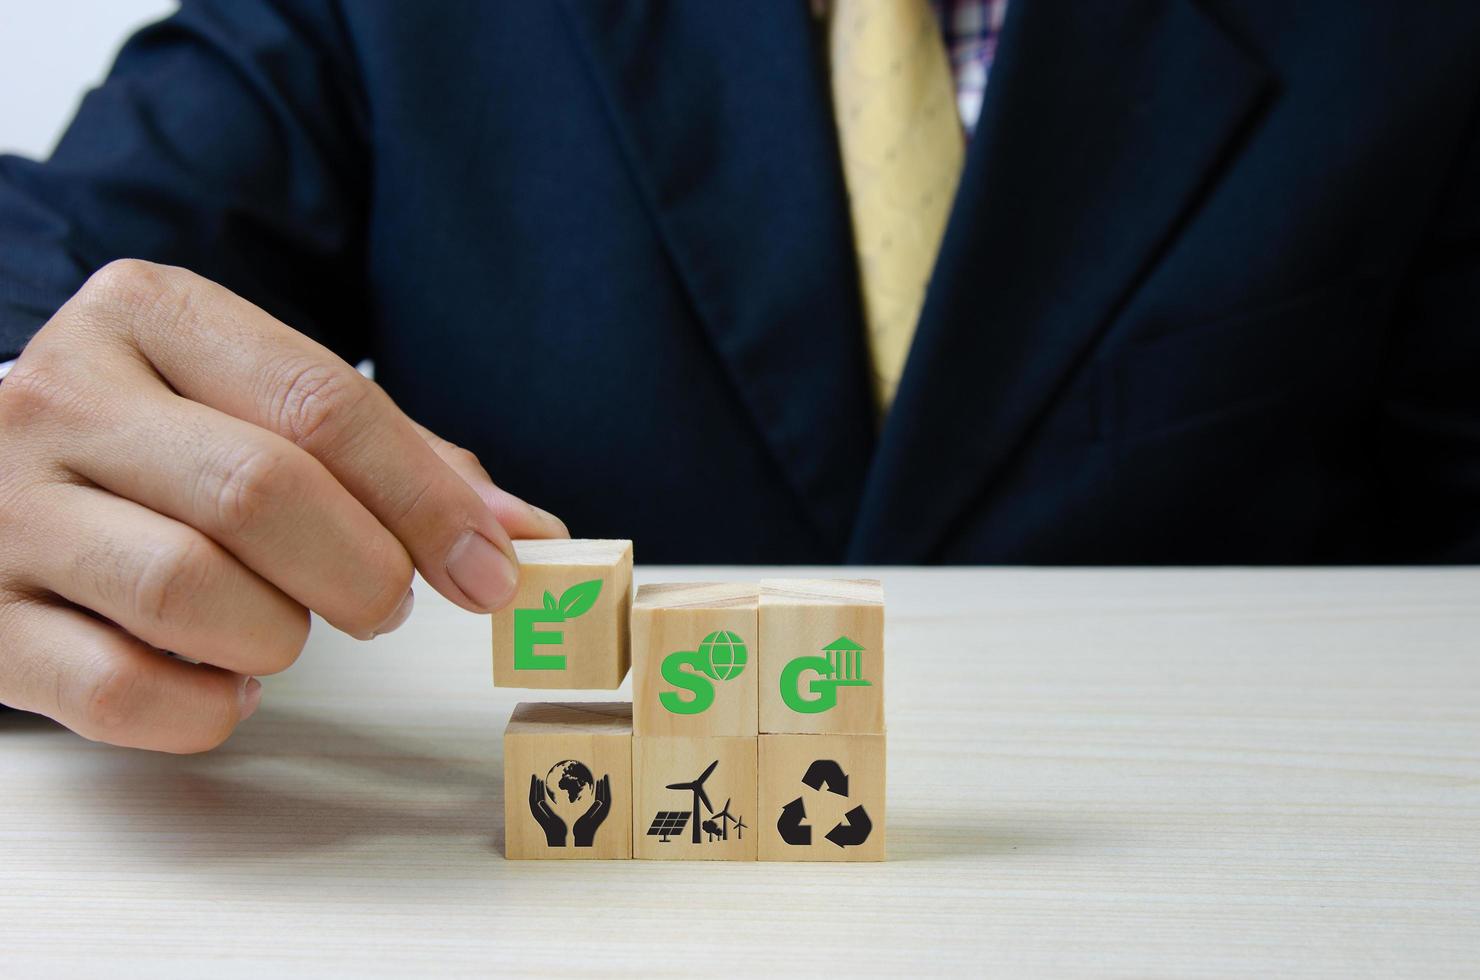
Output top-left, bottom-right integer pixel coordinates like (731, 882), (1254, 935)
(848, 0), (1273, 561)
(557, 0), (874, 556)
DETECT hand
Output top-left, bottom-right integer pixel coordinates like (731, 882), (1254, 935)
(529, 775), (567, 847)
(572, 773), (611, 847)
(0, 260), (568, 752)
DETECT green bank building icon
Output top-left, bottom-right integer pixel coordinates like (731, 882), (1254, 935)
(822, 635), (866, 682)
(780, 635), (871, 713)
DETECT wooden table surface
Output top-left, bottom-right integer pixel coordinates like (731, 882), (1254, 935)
(3, 567), (1478, 977)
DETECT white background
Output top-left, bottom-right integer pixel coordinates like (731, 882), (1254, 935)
(1, 0), (178, 158)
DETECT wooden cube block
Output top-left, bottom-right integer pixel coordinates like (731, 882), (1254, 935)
(758, 579), (884, 734)
(632, 736), (757, 860)
(492, 539), (633, 689)
(631, 583), (758, 737)
(502, 702), (633, 860)
(758, 733), (885, 862)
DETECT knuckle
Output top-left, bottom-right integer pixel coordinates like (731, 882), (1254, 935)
(206, 445), (301, 542)
(449, 444), (484, 472)
(131, 534), (217, 632)
(77, 259), (194, 342)
(270, 358), (372, 450)
(0, 354), (84, 429)
(0, 364), (53, 433)
(72, 658), (144, 741)
(0, 364), (87, 538)
(81, 259), (170, 311)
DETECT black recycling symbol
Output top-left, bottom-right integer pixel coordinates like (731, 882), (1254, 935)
(776, 759), (872, 848)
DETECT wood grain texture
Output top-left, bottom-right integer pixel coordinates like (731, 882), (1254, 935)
(502, 702), (632, 860)
(759, 733), (886, 861)
(491, 539), (632, 689)
(759, 578), (885, 734)
(1, 567), (1478, 976)
(631, 582), (758, 736)
(632, 736), (757, 860)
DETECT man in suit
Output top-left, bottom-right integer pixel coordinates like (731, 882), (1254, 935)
(1, 1), (1478, 751)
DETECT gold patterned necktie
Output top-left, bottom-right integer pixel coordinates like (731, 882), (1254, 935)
(828, 0), (966, 414)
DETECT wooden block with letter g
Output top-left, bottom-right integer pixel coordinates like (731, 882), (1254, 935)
(758, 579), (884, 734)
(633, 735), (757, 860)
(502, 702), (633, 860)
(492, 539), (632, 689)
(631, 582), (758, 737)
(758, 733), (885, 861)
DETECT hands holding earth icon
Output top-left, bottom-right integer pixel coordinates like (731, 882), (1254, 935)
(528, 760), (612, 847)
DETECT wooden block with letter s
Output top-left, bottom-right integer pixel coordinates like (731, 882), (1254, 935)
(631, 582), (758, 737)
(632, 735), (757, 861)
(758, 579), (884, 735)
(502, 702), (633, 860)
(758, 733), (885, 862)
(492, 539), (633, 689)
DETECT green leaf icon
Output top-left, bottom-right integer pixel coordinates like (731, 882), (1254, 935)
(542, 591), (558, 613)
(557, 579), (603, 620)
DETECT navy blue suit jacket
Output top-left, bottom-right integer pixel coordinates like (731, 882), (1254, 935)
(3, 1), (1479, 563)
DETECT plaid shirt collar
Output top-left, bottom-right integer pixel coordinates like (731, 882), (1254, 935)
(812, 0), (1009, 135)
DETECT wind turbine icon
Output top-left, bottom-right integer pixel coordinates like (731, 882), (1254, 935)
(703, 799), (746, 841)
(666, 759), (719, 844)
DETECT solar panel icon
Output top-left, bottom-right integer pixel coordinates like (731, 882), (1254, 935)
(646, 810), (691, 843)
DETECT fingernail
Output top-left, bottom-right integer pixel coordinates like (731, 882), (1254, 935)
(446, 530), (518, 610)
(240, 677), (263, 722)
(372, 588), (415, 637)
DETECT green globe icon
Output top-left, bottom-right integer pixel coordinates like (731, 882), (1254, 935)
(699, 630), (747, 681)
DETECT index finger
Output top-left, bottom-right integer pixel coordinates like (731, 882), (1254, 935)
(76, 260), (519, 613)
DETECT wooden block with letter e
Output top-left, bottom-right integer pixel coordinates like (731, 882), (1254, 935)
(632, 735), (757, 860)
(758, 733), (885, 862)
(502, 702), (633, 860)
(758, 579), (884, 734)
(631, 582), (758, 737)
(492, 539), (633, 689)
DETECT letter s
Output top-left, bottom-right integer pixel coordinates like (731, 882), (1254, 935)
(659, 651), (715, 715)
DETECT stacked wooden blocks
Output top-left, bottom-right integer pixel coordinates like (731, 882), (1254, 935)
(498, 540), (885, 861)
